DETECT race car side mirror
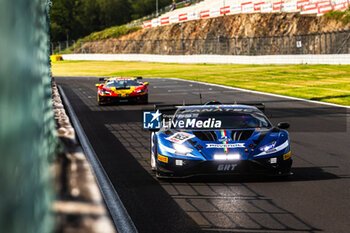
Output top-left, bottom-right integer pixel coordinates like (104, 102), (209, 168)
(95, 84), (100, 87)
(144, 82), (149, 86)
(277, 122), (290, 129)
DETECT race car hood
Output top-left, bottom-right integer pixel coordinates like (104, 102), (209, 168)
(110, 86), (135, 94)
(157, 128), (289, 161)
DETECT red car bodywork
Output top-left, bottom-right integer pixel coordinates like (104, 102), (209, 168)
(96, 77), (149, 105)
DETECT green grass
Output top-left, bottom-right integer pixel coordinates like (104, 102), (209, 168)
(58, 25), (141, 54)
(324, 7), (350, 24)
(52, 61), (350, 106)
(81, 25), (141, 41)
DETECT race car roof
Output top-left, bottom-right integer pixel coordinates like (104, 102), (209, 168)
(155, 103), (265, 115)
(108, 77), (137, 80)
(179, 104), (258, 110)
(177, 105), (261, 112)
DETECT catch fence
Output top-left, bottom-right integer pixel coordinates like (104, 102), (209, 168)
(0, 0), (57, 233)
(53, 30), (350, 55)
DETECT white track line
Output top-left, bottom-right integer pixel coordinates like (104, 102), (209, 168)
(165, 78), (350, 109)
(55, 76), (350, 109)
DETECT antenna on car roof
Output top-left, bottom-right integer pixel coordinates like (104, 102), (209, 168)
(197, 77), (203, 105)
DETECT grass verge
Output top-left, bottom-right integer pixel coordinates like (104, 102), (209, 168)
(52, 60), (350, 106)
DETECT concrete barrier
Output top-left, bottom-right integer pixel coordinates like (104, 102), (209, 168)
(62, 54), (350, 65)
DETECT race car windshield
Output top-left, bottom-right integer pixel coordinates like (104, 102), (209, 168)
(105, 79), (139, 89)
(171, 110), (271, 129)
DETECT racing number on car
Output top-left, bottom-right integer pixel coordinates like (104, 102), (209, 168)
(166, 132), (195, 144)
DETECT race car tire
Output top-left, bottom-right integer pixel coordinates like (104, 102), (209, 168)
(142, 94), (148, 104)
(97, 95), (102, 105)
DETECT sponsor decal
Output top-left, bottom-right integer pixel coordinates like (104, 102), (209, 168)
(158, 154), (168, 163)
(143, 110), (162, 129)
(217, 164), (238, 171)
(166, 132), (195, 144)
(218, 138), (232, 142)
(283, 151), (291, 160)
(206, 143), (245, 148)
(221, 130), (229, 153)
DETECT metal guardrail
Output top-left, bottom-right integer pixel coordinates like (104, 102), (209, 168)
(52, 30), (350, 55)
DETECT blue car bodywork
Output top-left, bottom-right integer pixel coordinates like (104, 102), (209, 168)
(150, 104), (292, 178)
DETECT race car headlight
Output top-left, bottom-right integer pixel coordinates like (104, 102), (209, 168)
(159, 143), (194, 157)
(173, 143), (193, 155)
(214, 153), (240, 160)
(100, 90), (111, 95)
(259, 141), (277, 152)
(136, 89), (145, 93)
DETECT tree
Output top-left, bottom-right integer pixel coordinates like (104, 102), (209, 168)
(50, 0), (83, 41)
(98, 0), (131, 27)
(50, 0), (172, 42)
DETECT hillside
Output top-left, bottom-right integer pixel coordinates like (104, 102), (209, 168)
(122, 13), (349, 40)
(74, 12), (350, 54)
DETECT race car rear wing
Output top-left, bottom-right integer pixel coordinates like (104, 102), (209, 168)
(154, 102), (265, 115)
(98, 77), (143, 83)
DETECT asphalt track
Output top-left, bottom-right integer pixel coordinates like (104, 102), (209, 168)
(56, 76), (350, 233)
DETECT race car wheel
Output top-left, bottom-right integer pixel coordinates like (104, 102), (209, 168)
(97, 95), (105, 106)
(142, 94), (148, 104)
(97, 95), (102, 105)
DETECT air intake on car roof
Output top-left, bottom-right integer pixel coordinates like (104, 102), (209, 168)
(193, 131), (217, 141)
(231, 130), (254, 141)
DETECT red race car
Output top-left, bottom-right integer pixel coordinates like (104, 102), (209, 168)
(95, 77), (149, 105)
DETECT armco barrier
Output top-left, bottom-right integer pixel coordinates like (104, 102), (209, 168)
(160, 17), (170, 25)
(61, 53), (350, 65)
(220, 6), (231, 14)
(283, 2), (298, 12)
(200, 10), (210, 18)
(142, 20), (152, 28)
(254, 2), (265, 11)
(179, 13), (188, 21)
(272, 1), (284, 11)
(301, 2), (318, 14)
(333, 2), (348, 10)
(142, 0), (350, 29)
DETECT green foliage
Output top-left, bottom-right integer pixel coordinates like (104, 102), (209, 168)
(130, 0), (170, 19)
(324, 7), (350, 24)
(83, 25), (141, 40)
(57, 24), (141, 54)
(50, 0), (132, 42)
(50, 0), (172, 42)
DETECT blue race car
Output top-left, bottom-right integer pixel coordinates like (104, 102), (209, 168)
(150, 102), (292, 178)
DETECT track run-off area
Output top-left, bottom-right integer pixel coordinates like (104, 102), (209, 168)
(56, 76), (350, 233)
